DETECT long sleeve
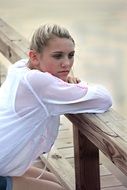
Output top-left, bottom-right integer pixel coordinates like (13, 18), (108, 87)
(25, 70), (112, 115)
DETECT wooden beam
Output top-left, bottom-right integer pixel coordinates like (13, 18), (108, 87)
(73, 126), (100, 190)
(0, 18), (29, 63)
(66, 109), (127, 177)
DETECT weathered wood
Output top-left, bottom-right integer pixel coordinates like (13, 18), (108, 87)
(73, 126), (100, 190)
(101, 187), (127, 190)
(0, 18), (28, 63)
(100, 152), (127, 187)
(66, 109), (127, 177)
(40, 147), (75, 190)
(101, 175), (122, 188)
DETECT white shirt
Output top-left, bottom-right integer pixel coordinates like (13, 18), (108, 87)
(0, 59), (112, 176)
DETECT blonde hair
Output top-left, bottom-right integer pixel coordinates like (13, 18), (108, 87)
(30, 24), (75, 53)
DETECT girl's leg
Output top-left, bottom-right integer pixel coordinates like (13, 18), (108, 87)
(23, 166), (60, 184)
(12, 176), (65, 190)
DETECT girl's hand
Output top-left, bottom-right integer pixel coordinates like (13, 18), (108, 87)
(66, 76), (81, 84)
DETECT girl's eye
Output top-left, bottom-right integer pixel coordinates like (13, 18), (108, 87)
(68, 52), (74, 59)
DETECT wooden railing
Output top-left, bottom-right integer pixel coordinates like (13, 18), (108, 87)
(1, 18), (127, 190)
(66, 110), (127, 189)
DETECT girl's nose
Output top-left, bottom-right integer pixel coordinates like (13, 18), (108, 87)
(61, 58), (70, 67)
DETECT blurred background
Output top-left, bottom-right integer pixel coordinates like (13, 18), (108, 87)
(0, 0), (127, 116)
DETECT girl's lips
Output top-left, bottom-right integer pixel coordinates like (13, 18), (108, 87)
(58, 71), (70, 77)
(58, 70), (69, 74)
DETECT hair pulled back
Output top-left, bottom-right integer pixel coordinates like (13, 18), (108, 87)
(30, 24), (75, 53)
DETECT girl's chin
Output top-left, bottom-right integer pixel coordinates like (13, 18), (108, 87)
(56, 74), (68, 81)
(59, 76), (67, 81)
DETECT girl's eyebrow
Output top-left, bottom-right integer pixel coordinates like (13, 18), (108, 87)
(69, 51), (75, 54)
(52, 50), (75, 54)
(52, 51), (63, 54)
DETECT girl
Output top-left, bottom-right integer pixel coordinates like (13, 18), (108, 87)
(0, 24), (112, 190)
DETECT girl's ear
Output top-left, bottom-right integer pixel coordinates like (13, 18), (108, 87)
(28, 50), (39, 67)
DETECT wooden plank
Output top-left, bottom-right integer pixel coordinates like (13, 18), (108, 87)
(55, 138), (73, 149)
(0, 18), (28, 63)
(56, 130), (73, 139)
(96, 109), (127, 143)
(102, 186), (127, 190)
(58, 147), (74, 159)
(0, 18), (29, 52)
(100, 152), (127, 187)
(40, 147), (75, 190)
(66, 158), (74, 167)
(101, 175), (122, 188)
(100, 165), (111, 176)
(0, 29), (27, 63)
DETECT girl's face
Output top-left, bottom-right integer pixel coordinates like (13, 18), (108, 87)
(29, 37), (75, 81)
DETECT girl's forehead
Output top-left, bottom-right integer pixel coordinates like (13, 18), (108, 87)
(46, 37), (75, 49)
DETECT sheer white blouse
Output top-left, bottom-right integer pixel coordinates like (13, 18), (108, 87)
(0, 59), (112, 176)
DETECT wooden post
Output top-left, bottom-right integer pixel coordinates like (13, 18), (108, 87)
(73, 126), (100, 190)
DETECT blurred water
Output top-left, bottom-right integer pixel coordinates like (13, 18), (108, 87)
(0, 0), (127, 116)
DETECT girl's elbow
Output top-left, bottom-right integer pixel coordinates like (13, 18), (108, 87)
(102, 94), (112, 111)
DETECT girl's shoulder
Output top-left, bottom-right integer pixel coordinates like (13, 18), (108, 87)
(25, 69), (59, 88)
